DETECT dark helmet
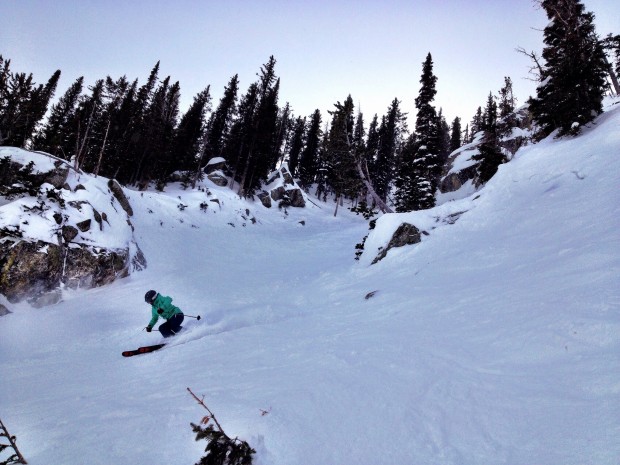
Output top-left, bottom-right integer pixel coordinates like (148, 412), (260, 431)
(144, 290), (157, 304)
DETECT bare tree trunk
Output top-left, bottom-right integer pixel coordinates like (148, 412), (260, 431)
(605, 57), (620, 95)
(94, 119), (111, 177)
(355, 159), (393, 213)
(333, 194), (340, 217)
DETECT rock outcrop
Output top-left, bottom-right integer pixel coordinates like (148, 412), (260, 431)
(261, 166), (306, 208)
(372, 223), (424, 264)
(0, 148), (146, 306)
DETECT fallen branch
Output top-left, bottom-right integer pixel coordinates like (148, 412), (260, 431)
(187, 387), (255, 465)
(187, 387), (228, 438)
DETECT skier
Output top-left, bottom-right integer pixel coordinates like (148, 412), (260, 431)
(144, 290), (184, 337)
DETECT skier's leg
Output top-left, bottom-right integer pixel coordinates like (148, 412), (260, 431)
(169, 313), (184, 334)
(158, 321), (173, 337)
(159, 314), (184, 337)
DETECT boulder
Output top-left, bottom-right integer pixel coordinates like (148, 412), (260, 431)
(76, 219), (92, 232)
(0, 154), (70, 196)
(270, 186), (286, 201)
(62, 225), (79, 243)
(207, 170), (228, 187)
(440, 164), (479, 193)
(0, 303), (11, 316)
(372, 223), (424, 264)
(258, 191), (272, 208)
(280, 166), (294, 185)
(107, 179), (133, 216)
(204, 157), (227, 174)
(287, 188), (306, 207)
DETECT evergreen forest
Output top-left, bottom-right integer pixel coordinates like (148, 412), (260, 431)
(1, 0), (618, 214)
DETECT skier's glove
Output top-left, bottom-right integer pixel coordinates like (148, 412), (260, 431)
(146, 326), (152, 332)
(157, 308), (164, 315)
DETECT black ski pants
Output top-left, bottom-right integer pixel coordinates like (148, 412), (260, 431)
(159, 313), (184, 337)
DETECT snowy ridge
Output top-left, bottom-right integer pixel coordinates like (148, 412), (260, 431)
(0, 99), (619, 464)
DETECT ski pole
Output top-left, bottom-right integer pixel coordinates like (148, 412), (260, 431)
(185, 314), (201, 320)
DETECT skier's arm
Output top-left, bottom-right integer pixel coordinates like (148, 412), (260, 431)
(148, 307), (159, 328)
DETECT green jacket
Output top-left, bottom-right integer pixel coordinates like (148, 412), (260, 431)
(147, 294), (182, 328)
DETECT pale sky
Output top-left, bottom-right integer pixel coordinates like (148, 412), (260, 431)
(1, 0), (618, 128)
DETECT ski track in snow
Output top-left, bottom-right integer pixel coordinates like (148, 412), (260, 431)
(1, 100), (619, 464)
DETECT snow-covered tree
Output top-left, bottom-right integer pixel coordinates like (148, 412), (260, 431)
(529, 0), (609, 137)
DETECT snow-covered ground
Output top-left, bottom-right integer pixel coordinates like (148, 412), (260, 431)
(1, 99), (619, 465)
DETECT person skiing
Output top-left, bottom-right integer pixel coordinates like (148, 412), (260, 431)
(144, 290), (184, 337)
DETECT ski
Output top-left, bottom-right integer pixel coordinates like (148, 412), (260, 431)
(122, 343), (166, 357)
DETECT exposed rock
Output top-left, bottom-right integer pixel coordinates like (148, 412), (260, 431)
(440, 164), (479, 193)
(62, 245), (129, 289)
(204, 157), (226, 174)
(270, 186), (286, 202)
(62, 225), (79, 243)
(258, 191), (272, 208)
(287, 188), (306, 208)
(0, 303), (11, 316)
(92, 208), (103, 230)
(280, 166), (294, 185)
(108, 179), (133, 217)
(0, 150), (145, 306)
(0, 238), (138, 304)
(76, 219), (92, 232)
(372, 223), (424, 264)
(0, 239), (64, 303)
(207, 170), (228, 187)
(270, 186), (305, 208)
(0, 154), (69, 196)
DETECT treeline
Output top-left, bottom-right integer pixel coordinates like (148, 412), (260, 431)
(1, 0), (618, 213)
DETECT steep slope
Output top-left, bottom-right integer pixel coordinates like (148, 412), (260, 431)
(0, 100), (618, 465)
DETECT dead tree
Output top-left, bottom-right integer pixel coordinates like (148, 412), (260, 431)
(0, 418), (27, 464)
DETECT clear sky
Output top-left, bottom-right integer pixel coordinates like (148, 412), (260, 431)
(1, 0), (618, 128)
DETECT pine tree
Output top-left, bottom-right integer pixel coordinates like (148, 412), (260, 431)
(394, 53), (439, 211)
(436, 108), (451, 164)
(469, 106), (483, 141)
(101, 77), (138, 182)
(472, 89), (506, 184)
(224, 82), (259, 188)
(481, 92), (497, 133)
(529, 0), (609, 137)
(449, 117), (462, 153)
(324, 95), (361, 214)
(33, 76), (84, 157)
(497, 77), (517, 137)
(171, 86), (211, 178)
(274, 102), (291, 167)
(118, 62), (161, 184)
(374, 98), (406, 203)
(133, 77), (181, 188)
(602, 34), (620, 94)
(0, 62), (60, 147)
(297, 109), (322, 188)
(73, 79), (105, 170)
(229, 56), (281, 197)
(203, 74), (239, 164)
(287, 116), (306, 176)
(91, 75), (135, 177)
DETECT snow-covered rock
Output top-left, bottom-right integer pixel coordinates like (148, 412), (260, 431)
(0, 148), (145, 305)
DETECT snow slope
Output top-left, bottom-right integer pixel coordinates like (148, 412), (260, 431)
(1, 99), (619, 465)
